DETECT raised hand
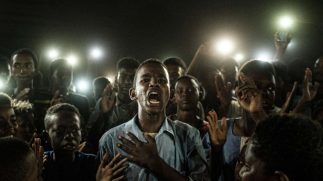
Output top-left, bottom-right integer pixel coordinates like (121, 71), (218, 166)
(31, 137), (44, 181)
(301, 68), (319, 102)
(100, 84), (116, 113)
(280, 81), (298, 114)
(292, 68), (320, 114)
(274, 32), (292, 60)
(206, 111), (228, 149)
(96, 153), (128, 181)
(117, 132), (159, 169)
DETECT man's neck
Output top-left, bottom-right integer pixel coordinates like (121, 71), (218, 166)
(116, 96), (131, 106)
(52, 86), (68, 96)
(138, 109), (166, 133)
(53, 150), (76, 162)
(176, 109), (201, 128)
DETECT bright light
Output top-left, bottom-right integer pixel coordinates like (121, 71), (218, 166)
(255, 51), (273, 62)
(66, 54), (79, 66)
(278, 15), (294, 30)
(76, 79), (90, 93)
(213, 38), (235, 55)
(234, 53), (244, 63)
(106, 75), (115, 83)
(47, 48), (60, 60)
(90, 47), (104, 60)
(0, 78), (4, 90)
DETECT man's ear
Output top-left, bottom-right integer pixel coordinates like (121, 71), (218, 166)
(274, 171), (289, 181)
(129, 87), (137, 101)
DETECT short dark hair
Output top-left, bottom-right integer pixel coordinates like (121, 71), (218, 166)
(93, 76), (110, 88)
(44, 103), (80, 130)
(252, 114), (323, 180)
(176, 75), (200, 89)
(238, 60), (276, 78)
(0, 92), (12, 108)
(116, 57), (140, 71)
(133, 58), (169, 87)
(10, 48), (38, 68)
(49, 59), (71, 76)
(163, 57), (187, 70)
(0, 137), (35, 181)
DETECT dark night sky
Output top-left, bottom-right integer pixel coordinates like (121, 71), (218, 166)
(0, 0), (322, 79)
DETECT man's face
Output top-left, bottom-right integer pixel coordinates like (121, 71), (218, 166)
(47, 111), (81, 153)
(116, 67), (136, 103)
(165, 64), (185, 98)
(175, 78), (199, 111)
(0, 107), (16, 137)
(11, 54), (35, 83)
(131, 63), (170, 114)
(250, 73), (276, 111)
(239, 143), (274, 181)
(52, 67), (72, 91)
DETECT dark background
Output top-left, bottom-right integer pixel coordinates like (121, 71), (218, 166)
(0, 0), (322, 81)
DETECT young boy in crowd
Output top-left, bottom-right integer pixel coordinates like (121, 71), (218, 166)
(238, 114), (323, 180)
(99, 59), (209, 180)
(42, 103), (97, 181)
(0, 137), (39, 181)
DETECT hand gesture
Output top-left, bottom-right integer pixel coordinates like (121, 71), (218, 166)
(280, 81), (298, 114)
(96, 153), (128, 181)
(274, 32), (291, 50)
(206, 111), (228, 148)
(50, 90), (65, 106)
(117, 132), (159, 169)
(100, 84), (116, 113)
(31, 137), (44, 181)
(301, 68), (319, 102)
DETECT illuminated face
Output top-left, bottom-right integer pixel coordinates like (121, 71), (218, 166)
(131, 63), (170, 115)
(52, 66), (72, 91)
(116, 67), (136, 103)
(250, 72), (276, 111)
(11, 54), (35, 83)
(175, 78), (199, 111)
(239, 143), (275, 181)
(47, 111), (81, 153)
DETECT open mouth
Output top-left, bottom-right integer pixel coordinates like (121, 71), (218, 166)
(148, 91), (161, 104)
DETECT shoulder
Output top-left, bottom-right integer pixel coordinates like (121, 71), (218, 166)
(75, 151), (96, 162)
(69, 92), (89, 101)
(170, 119), (200, 138)
(99, 120), (129, 143)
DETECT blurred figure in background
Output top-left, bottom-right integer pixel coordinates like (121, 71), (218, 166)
(163, 57), (187, 115)
(0, 92), (15, 138)
(85, 57), (139, 154)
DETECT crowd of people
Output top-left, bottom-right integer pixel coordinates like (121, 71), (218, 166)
(0, 34), (323, 181)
